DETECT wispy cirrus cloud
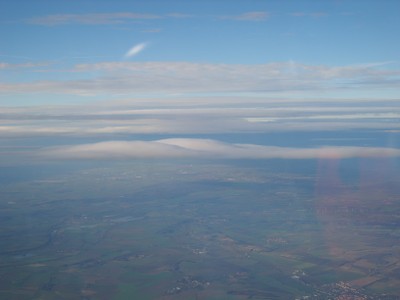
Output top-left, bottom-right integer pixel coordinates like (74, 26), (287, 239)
(28, 12), (161, 26)
(1, 61), (399, 96)
(166, 13), (194, 19)
(141, 28), (162, 33)
(27, 11), (194, 26)
(0, 61), (51, 70)
(289, 12), (328, 17)
(40, 138), (400, 160)
(220, 11), (269, 21)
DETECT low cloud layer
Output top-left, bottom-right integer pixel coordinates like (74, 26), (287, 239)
(41, 138), (400, 160)
(1, 100), (399, 137)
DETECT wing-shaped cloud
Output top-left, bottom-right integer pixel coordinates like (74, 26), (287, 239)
(124, 42), (147, 58)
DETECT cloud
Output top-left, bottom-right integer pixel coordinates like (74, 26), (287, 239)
(141, 28), (162, 33)
(289, 12), (328, 17)
(40, 138), (400, 160)
(124, 42), (148, 58)
(27, 12), (195, 26)
(0, 61), (51, 70)
(1, 61), (399, 96)
(1, 98), (399, 139)
(220, 11), (269, 21)
(28, 12), (160, 26)
(166, 13), (193, 18)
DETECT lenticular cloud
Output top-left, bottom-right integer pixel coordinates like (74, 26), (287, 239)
(124, 42), (147, 58)
(40, 138), (400, 160)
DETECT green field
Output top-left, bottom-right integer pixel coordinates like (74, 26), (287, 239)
(0, 160), (399, 299)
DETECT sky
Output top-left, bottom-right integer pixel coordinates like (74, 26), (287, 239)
(1, 0), (400, 163)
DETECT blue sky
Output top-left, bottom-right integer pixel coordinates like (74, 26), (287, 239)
(2, 0), (400, 66)
(1, 0), (400, 65)
(1, 0), (400, 104)
(1, 0), (400, 163)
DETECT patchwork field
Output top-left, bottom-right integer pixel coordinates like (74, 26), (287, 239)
(0, 160), (399, 299)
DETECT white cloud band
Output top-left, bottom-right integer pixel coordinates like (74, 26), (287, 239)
(1, 61), (398, 96)
(41, 138), (400, 160)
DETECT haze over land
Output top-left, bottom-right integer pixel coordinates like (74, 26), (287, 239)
(1, 0), (400, 299)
